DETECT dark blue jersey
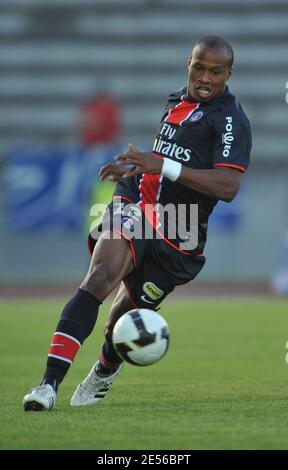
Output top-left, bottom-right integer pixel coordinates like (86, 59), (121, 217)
(114, 85), (252, 255)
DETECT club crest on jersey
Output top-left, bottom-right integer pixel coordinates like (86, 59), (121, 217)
(190, 111), (203, 122)
(122, 216), (134, 232)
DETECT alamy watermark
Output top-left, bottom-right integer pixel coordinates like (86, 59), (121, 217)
(89, 201), (199, 251)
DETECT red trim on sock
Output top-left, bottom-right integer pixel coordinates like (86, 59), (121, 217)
(99, 350), (122, 369)
(48, 332), (81, 363)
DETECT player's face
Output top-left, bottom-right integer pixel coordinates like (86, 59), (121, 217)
(188, 46), (232, 102)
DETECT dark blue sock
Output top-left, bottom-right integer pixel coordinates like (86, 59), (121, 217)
(42, 289), (101, 390)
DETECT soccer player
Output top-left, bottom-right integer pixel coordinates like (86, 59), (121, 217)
(23, 36), (251, 411)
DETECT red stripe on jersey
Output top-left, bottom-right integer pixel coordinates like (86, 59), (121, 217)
(214, 163), (246, 173)
(139, 173), (161, 205)
(139, 173), (162, 229)
(48, 332), (81, 363)
(138, 172), (202, 255)
(165, 99), (199, 125)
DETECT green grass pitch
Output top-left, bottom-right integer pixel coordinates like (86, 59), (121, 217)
(0, 296), (288, 450)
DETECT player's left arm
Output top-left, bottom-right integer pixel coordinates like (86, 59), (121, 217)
(117, 110), (251, 202)
(176, 165), (242, 202)
(195, 111), (251, 201)
(115, 145), (243, 202)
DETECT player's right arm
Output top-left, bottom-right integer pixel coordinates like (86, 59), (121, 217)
(99, 162), (128, 182)
(115, 147), (243, 202)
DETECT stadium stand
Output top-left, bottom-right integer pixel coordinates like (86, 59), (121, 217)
(0, 0), (287, 285)
(0, 0), (287, 160)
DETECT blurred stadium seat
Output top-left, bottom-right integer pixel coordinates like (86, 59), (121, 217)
(0, 0), (287, 158)
(0, 0), (287, 285)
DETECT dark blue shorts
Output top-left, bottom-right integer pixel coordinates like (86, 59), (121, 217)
(88, 197), (205, 309)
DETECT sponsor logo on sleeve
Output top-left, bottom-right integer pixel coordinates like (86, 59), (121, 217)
(222, 116), (234, 157)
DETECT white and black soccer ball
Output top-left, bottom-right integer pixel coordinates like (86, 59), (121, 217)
(112, 309), (169, 366)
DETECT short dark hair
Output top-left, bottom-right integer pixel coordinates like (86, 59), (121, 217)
(193, 36), (234, 68)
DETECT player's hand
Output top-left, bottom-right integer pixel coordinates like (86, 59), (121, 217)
(99, 163), (128, 182)
(115, 144), (163, 178)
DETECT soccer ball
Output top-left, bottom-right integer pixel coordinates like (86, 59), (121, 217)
(112, 308), (169, 366)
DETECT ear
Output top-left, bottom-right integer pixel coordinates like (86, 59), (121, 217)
(227, 67), (233, 81)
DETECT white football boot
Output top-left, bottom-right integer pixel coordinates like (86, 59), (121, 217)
(23, 384), (56, 411)
(70, 361), (123, 407)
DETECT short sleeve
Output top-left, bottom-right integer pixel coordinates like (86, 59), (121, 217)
(212, 111), (252, 173)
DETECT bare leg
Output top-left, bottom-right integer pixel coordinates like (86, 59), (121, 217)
(40, 231), (134, 390)
(69, 267), (137, 407)
(104, 281), (135, 344)
(80, 231), (134, 301)
(94, 282), (136, 371)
